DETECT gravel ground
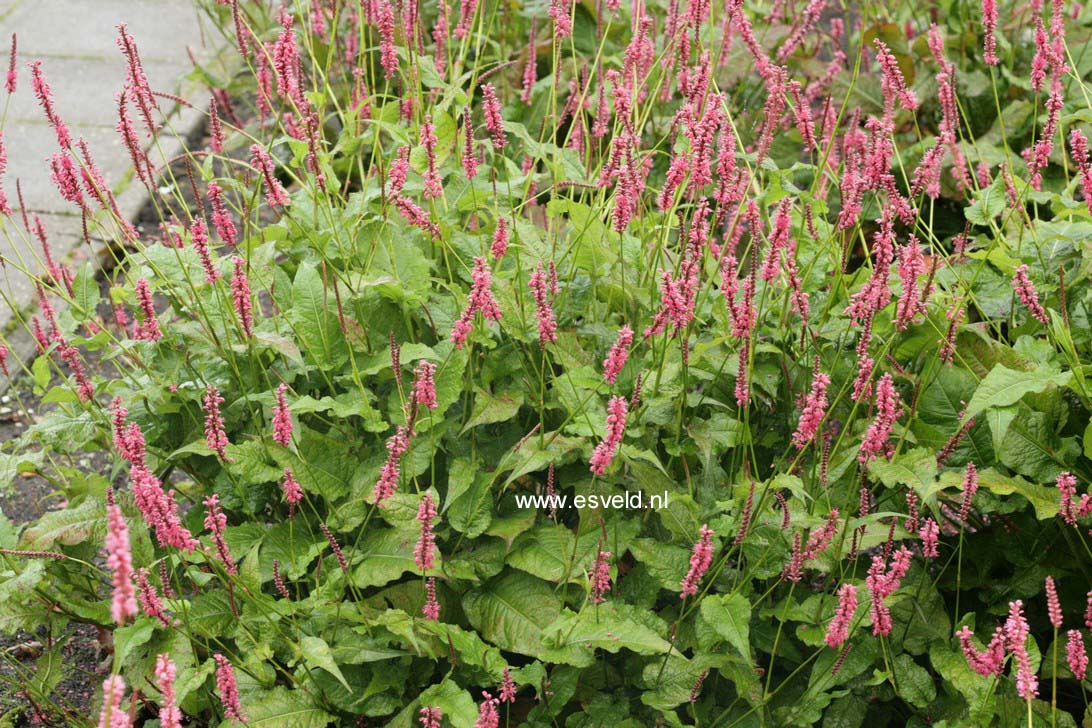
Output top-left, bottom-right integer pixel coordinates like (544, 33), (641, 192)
(0, 387), (109, 726)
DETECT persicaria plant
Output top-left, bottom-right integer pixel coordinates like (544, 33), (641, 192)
(2, 0), (1092, 725)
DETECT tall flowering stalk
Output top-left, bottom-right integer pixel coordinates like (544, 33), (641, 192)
(203, 495), (236, 575)
(1013, 264), (1050, 325)
(680, 525), (714, 597)
(105, 504), (137, 625)
(415, 493), (438, 571)
(529, 263), (558, 347)
(230, 257), (254, 338)
(825, 583), (857, 649)
(590, 549), (612, 604)
(589, 396), (628, 475)
(859, 374), (901, 462)
(155, 654), (183, 728)
(792, 359), (829, 449)
(602, 326), (633, 384)
(451, 257), (502, 348)
(413, 361), (438, 411)
(272, 383), (293, 446)
(213, 654), (246, 723)
(97, 676), (130, 728)
(203, 386), (231, 461)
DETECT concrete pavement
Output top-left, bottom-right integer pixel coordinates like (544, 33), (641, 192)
(0, 0), (216, 390)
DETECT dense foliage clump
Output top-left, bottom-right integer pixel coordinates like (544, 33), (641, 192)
(3, 0), (1092, 725)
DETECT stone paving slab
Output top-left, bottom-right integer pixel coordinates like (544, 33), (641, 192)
(0, 0), (214, 392)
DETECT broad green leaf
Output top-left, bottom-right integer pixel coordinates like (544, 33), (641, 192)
(867, 448), (941, 507)
(351, 528), (425, 588)
(300, 636), (350, 692)
(977, 467), (1060, 519)
(892, 654), (936, 708)
(243, 686), (334, 727)
(20, 497), (105, 550)
(289, 263), (347, 368)
(540, 603), (672, 667)
(460, 387), (524, 433)
(961, 364), (1071, 425)
(113, 620), (155, 669)
(700, 594), (753, 666)
(462, 571), (561, 656)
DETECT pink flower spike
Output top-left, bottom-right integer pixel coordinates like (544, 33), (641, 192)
(281, 467), (303, 517)
(451, 257), (502, 348)
(213, 654), (246, 723)
(208, 182), (237, 245)
(481, 83), (507, 150)
(499, 667), (517, 703)
(250, 144), (289, 208)
(529, 263), (558, 348)
(203, 385), (231, 461)
(491, 217), (508, 258)
(155, 654), (183, 728)
(203, 494), (236, 575)
(412, 360), (438, 411)
(589, 396), (628, 475)
(272, 383), (293, 446)
(474, 691), (500, 728)
(1013, 264), (1049, 325)
(230, 257), (254, 338)
(97, 675), (130, 728)
(1067, 630), (1088, 680)
(590, 549), (612, 604)
(4, 34), (15, 94)
(859, 374), (901, 462)
(957, 624), (1005, 676)
(414, 493), (438, 571)
(919, 518), (939, 558)
(133, 278), (161, 341)
(373, 425), (412, 505)
(680, 524), (715, 598)
(1058, 471), (1079, 525)
(190, 217), (220, 284)
(422, 576), (440, 620)
(1004, 600), (1039, 700)
(136, 568), (170, 627)
(602, 326), (634, 384)
(1046, 576), (1063, 629)
(792, 359), (830, 449)
(982, 0), (999, 64)
(419, 706), (443, 728)
(105, 504), (137, 625)
(825, 583), (858, 649)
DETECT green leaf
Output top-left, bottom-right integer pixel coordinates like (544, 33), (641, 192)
(113, 620), (155, 669)
(415, 680), (478, 728)
(71, 263), (100, 320)
(289, 263), (347, 368)
(976, 467), (1060, 519)
(867, 447), (941, 507)
(460, 388), (524, 433)
(961, 364), (1071, 425)
(243, 686), (334, 727)
(540, 603), (673, 667)
(507, 524), (578, 582)
(892, 654), (936, 708)
(462, 571), (561, 656)
(351, 528), (424, 588)
(300, 636), (350, 692)
(699, 594), (752, 666)
(19, 497), (105, 550)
